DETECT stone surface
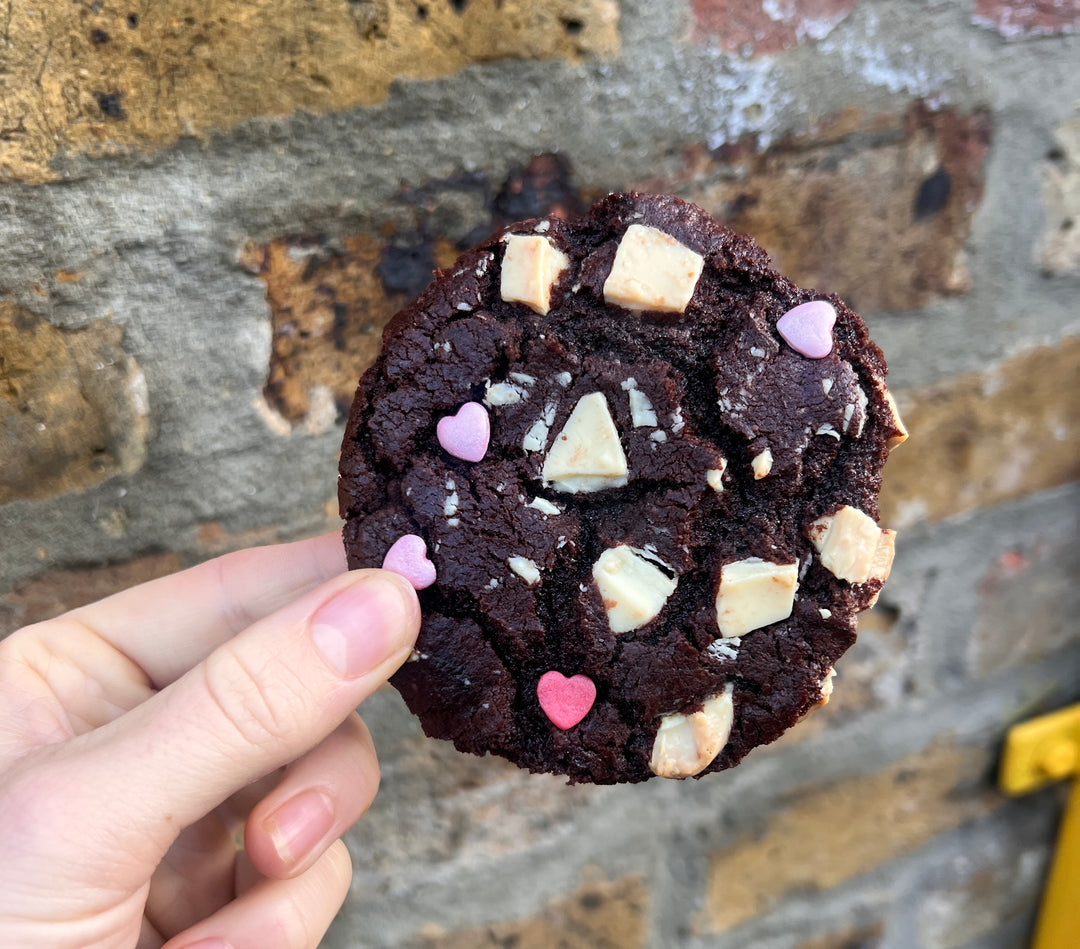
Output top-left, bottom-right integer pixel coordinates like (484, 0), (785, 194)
(0, 306), (150, 505)
(795, 922), (885, 949)
(408, 872), (648, 949)
(0, 0), (619, 183)
(690, 0), (860, 57)
(699, 741), (1000, 933)
(969, 535), (1080, 678)
(0, 552), (183, 636)
(878, 336), (1080, 528)
(1038, 117), (1080, 276)
(643, 104), (992, 312)
(973, 0), (1080, 39)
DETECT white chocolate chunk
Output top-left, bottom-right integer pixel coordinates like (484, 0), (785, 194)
(883, 389), (909, 450)
(554, 371), (573, 387)
(603, 224), (704, 314)
(592, 546), (677, 633)
(507, 556), (541, 585)
(715, 558), (799, 637)
(751, 447), (773, 479)
(542, 392), (629, 493)
(649, 686), (734, 779)
(500, 234), (570, 315)
(808, 506), (896, 584)
(706, 458), (728, 492)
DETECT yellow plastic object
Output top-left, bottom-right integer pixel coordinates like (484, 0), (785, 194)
(999, 703), (1080, 949)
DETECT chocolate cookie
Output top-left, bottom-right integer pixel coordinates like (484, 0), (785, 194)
(339, 192), (906, 785)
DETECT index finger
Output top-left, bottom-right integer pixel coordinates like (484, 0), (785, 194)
(65, 531), (347, 688)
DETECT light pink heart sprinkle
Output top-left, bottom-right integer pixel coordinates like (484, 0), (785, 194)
(776, 301), (837, 359)
(382, 534), (436, 590)
(537, 671), (597, 730)
(437, 402), (490, 463)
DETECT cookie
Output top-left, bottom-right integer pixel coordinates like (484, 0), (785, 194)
(339, 192), (905, 785)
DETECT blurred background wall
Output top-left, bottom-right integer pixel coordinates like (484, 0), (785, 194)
(1, 1), (1078, 946)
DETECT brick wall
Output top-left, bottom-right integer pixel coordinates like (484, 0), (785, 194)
(2, 1), (1079, 947)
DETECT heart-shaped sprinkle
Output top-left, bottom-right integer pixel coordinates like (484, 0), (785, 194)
(776, 301), (837, 359)
(537, 671), (597, 730)
(382, 534), (436, 590)
(437, 402), (490, 463)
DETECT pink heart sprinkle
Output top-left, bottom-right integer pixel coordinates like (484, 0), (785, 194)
(437, 402), (490, 463)
(382, 534), (436, 590)
(776, 301), (837, 359)
(537, 671), (597, 730)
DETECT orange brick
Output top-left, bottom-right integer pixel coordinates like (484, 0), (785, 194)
(1, 0), (618, 183)
(699, 741), (1000, 933)
(879, 337), (1080, 528)
(412, 871), (648, 949)
(0, 305), (149, 505)
(640, 104), (991, 312)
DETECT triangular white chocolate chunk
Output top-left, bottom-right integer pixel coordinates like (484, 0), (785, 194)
(542, 392), (629, 493)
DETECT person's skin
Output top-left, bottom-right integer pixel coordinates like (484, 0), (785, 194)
(0, 532), (420, 949)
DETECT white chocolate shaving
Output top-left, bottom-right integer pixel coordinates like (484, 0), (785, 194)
(507, 556), (541, 586)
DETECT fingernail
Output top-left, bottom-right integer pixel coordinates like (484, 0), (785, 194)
(263, 788), (335, 866)
(180, 940), (232, 949)
(310, 574), (415, 678)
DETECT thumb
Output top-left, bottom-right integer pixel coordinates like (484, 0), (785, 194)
(67, 569), (419, 859)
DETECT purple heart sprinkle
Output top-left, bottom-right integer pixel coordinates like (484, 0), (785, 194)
(437, 401), (490, 462)
(776, 301), (837, 359)
(382, 534), (436, 590)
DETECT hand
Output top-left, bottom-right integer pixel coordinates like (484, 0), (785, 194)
(0, 533), (420, 949)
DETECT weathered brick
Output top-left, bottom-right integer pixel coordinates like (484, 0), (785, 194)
(246, 155), (583, 429)
(0, 0), (619, 184)
(641, 104), (991, 312)
(878, 337), (1080, 528)
(969, 535), (1080, 678)
(699, 741), (1000, 933)
(1039, 117), (1080, 276)
(973, 0), (1080, 39)
(690, 0), (859, 56)
(0, 306), (150, 505)
(768, 604), (907, 749)
(795, 922), (885, 949)
(241, 234), (408, 430)
(409, 871), (648, 949)
(0, 552), (183, 637)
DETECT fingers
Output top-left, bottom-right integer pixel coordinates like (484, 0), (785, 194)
(245, 713), (380, 879)
(161, 839), (353, 949)
(68, 532), (348, 689)
(59, 568), (419, 867)
(146, 813), (237, 940)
